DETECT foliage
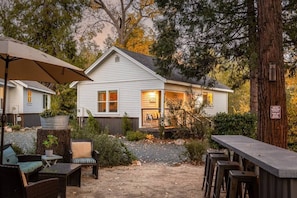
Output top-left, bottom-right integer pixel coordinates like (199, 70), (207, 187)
(184, 139), (207, 165)
(11, 144), (23, 155)
(85, 110), (101, 135)
(11, 125), (21, 131)
(88, 0), (158, 50)
(122, 112), (132, 136)
(40, 109), (69, 118)
(209, 112), (257, 148)
(93, 134), (136, 167)
(165, 88), (211, 139)
(126, 131), (147, 141)
(70, 112), (136, 167)
(0, 0), (88, 64)
(42, 135), (58, 149)
(286, 75), (297, 151)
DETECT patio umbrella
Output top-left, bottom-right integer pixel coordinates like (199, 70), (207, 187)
(0, 37), (92, 164)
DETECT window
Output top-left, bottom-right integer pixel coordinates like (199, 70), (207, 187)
(98, 90), (118, 113)
(202, 92), (213, 106)
(43, 95), (48, 109)
(27, 90), (32, 103)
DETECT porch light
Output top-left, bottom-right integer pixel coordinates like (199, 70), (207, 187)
(269, 62), (276, 81)
(149, 92), (156, 103)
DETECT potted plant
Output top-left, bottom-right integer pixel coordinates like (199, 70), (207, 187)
(43, 134), (58, 157)
(40, 109), (70, 130)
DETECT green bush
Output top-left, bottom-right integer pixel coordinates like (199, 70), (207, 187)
(184, 140), (207, 164)
(70, 112), (136, 167)
(11, 125), (21, 131)
(93, 134), (136, 167)
(209, 112), (257, 148)
(122, 112), (132, 136)
(126, 131), (146, 141)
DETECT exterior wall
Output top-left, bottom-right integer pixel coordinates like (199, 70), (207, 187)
(77, 50), (231, 133)
(6, 85), (23, 114)
(77, 52), (165, 126)
(23, 88), (49, 114)
(204, 91), (229, 116)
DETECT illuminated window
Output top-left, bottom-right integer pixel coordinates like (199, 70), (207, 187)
(98, 90), (118, 113)
(27, 90), (32, 103)
(202, 92), (213, 106)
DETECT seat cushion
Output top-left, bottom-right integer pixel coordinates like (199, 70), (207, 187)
(17, 161), (43, 174)
(72, 157), (96, 164)
(72, 142), (92, 158)
(3, 146), (18, 164)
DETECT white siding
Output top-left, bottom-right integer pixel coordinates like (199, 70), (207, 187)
(77, 52), (164, 118)
(204, 91), (229, 116)
(7, 85), (23, 114)
(23, 89), (47, 113)
(77, 49), (230, 125)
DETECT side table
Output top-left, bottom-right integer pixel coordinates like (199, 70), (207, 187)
(42, 154), (63, 168)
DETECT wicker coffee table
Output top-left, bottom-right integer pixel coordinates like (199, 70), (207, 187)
(38, 163), (82, 198)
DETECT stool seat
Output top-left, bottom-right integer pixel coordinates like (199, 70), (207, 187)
(213, 161), (240, 198)
(202, 150), (225, 190)
(227, 170), (258, 198)
(204, 153), (229, 198)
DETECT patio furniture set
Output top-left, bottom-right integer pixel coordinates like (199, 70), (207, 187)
(0, 139), (99, 198)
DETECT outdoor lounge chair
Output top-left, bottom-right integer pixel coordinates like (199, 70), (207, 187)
(0, 164), (59, 198)
(66, 139), (99, 179)
(2, 144), (43, 181)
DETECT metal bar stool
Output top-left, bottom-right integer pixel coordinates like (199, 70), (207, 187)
(204, 153), (229, 198)
(202, 150), (225, 191)
(213, 160), (240, 198)
(226, 170), (258, 198)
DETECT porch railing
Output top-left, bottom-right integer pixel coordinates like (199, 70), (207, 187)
(141, 108), (213, 128)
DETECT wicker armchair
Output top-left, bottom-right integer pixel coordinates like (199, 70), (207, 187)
(66, 139), (99, 179)
(0, 164), (59, 198)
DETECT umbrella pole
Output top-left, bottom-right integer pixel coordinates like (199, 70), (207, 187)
(0, 59), (8, 164)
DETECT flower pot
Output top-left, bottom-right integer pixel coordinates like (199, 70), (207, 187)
(45, 149), (54, 157)
(40, 115), (69, 130)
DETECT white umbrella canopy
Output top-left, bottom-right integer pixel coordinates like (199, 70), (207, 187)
(0, 37), (91, 83)
(0, 37), (92, 163)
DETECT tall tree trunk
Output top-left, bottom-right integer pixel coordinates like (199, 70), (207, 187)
(247, 0), (258, 116)
(257, 0), (287, 147)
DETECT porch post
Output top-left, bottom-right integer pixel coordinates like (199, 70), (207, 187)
(160, 89), (165, 118)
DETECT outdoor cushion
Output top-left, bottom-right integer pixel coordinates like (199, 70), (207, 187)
(17, 161), (43, 174)
(3, 146), (19, 164)
(72, 142), (92, 158)
(72, 157), (97, 164)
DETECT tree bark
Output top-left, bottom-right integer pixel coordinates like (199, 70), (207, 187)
(247, 0), (258, 115)
(257, 0), (287, 147)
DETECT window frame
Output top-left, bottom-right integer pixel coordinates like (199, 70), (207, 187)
(97, 89), (119, 113)
(27, 89), (32, 103)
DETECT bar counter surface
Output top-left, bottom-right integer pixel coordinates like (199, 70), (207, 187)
(211, 135), (297, 198)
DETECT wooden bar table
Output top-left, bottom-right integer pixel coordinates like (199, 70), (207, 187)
(211, 135), (297, 198)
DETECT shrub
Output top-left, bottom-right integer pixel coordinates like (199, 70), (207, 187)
(70, 112), (136, 167)
(122, 112), (132, 136)
(11, 125), (21, 131)
(93, 134), (136, 167)
(184, 140), (207, 164)
(209, 112), (257, 148)
(126, 131), (146, 141)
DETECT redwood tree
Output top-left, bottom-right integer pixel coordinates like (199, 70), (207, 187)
(257, 0), (287, 147)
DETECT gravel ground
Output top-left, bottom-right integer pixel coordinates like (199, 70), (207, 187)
(122, 139), (188, 164)
(2, 131), (189, 164)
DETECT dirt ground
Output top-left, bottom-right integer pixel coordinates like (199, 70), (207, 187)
(66, 163), (211, 198)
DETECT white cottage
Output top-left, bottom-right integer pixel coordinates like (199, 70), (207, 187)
(71, 47), (233, 134)
(0, 80), (55, 127)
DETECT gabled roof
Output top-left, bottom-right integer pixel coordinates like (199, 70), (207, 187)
(71, 46), (233, 93)
(12, 80), (55, 95)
